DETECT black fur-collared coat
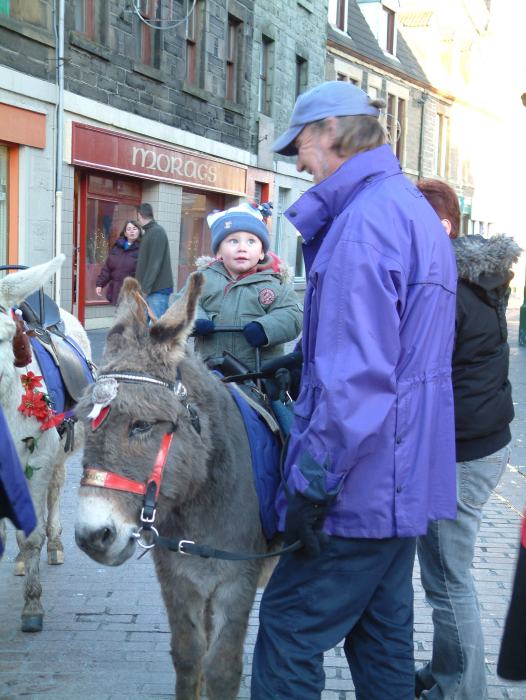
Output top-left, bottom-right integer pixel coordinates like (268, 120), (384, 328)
(452, 234), (521, 461)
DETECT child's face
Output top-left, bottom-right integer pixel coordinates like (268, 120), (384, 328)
(217, 231), (264, 278)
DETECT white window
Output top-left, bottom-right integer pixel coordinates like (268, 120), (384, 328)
(434, 113), (450, 178)
(328, 0), (348, 31)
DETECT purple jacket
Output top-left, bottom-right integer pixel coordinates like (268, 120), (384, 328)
(0, 408), (36, 554)
(96, 238), (140, 305)
(276, 145), (457, 538)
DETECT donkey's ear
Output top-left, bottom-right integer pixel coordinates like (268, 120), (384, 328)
(103, 277), (149, 357)
(0, 254), (65, 308)
(149, 272), (204, 360)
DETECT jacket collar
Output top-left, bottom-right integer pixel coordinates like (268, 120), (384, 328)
(284, 145), (401, 243)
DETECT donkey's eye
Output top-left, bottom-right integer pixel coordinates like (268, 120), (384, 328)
(129, 420), (152, 437)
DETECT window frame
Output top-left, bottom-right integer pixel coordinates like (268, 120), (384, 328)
(328, 0), (348, 32)
(226, 14), (242, 103)
(295, 55), (308, 99)
(258, 35), (274, 116)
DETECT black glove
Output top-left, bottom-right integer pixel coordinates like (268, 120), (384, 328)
(194, 319), (215, 336)
(284, 491), (329, 557)
(243, 321), (268, 348)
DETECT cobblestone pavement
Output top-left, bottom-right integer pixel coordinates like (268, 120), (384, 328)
(1, 309), (526, 699)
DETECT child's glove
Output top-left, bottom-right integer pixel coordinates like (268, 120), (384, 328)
(284, 491), (329, 557)
(243, 322), (268, 348)
(193, 319), (215, 336)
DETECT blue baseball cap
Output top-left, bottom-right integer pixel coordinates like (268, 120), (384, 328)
(272, 81), (381, 156)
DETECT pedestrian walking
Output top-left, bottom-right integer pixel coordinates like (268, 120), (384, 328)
(415, 178), (521, 699)
(251, 81), (458, 700)
(135, 203), (174, 319)
(179, 201), (302, 370)
(95, 219), (142, 305)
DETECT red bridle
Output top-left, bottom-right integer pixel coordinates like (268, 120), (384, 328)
(81, 431), (174, 498)
(80, 369), (200, 530)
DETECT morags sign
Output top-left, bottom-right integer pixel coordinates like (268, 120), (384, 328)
(71, 122), (247, 195)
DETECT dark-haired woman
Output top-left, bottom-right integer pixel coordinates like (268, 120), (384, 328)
(96, 220), (142, 305)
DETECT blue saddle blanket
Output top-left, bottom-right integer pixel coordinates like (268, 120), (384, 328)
(30, 335), (94, 413)
(226, 386), (282, 541)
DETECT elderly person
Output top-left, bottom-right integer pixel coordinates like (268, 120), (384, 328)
(251, 81), (458, 700)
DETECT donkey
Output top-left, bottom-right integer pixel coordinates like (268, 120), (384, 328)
(74, 274), (273, 700)
(0, 254), (91, 632)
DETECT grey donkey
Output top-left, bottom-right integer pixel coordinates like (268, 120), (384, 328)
(74, 273), (273, 700)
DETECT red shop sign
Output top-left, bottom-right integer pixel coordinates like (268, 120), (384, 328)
(71, 122), (247, 195)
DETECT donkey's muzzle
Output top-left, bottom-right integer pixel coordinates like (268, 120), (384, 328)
(75, 523), (116, 555)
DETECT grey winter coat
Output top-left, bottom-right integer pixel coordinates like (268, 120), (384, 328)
(180, 252), (302, 369)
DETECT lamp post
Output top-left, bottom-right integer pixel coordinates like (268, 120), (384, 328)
(520, 94), (526, 346)
(520, 275), (526, 346)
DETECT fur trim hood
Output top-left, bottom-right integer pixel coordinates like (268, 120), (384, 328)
(453, 234), (522, 287)
(195, 251), (294, 284)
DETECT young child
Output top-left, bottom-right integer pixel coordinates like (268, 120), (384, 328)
(180, 202), (302, 370)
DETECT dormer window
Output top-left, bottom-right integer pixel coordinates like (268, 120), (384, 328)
(383, 5), (395, 54)
(328, 0), (348, 32)
(357, 0), (398, 57)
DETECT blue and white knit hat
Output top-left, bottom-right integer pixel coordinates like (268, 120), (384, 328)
(207, 202), (270, 254)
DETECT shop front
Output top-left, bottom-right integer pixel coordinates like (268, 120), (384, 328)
(71, 122), (248, 325)
(0, 102), (46, 267)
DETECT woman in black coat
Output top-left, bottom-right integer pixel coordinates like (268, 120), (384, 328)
(96, 220), (142, 305)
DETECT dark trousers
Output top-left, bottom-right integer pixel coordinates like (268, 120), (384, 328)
(251, 535), (416, 700)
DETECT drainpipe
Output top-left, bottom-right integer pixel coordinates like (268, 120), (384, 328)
(54, 0), (65, 305)
(417, 92), (428, 180)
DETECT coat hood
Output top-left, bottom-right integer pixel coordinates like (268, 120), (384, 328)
(453, 234), (522, 289)
(195, 251), (294, 284)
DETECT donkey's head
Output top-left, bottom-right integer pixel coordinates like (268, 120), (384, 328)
(75, 273), (211, 566)
(0, 255), (64, 381)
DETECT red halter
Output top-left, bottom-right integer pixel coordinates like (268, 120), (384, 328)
(81, 431), (175, 526)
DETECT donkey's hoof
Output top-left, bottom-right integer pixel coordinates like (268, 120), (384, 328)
(47, 549), (64, 565)
(14, 560), (26, 576)
(21, 614), (43, 633)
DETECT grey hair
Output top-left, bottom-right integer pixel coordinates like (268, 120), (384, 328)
(311, 98), (387, 158)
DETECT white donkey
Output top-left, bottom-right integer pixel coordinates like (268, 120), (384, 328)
(0, 254), (91, 632)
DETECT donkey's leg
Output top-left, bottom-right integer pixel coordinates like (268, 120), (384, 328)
(158, 571), (207, 700)
(15, 455), (50, 632)
(46, 453), (66, 565)
(15, 516), (46, 632)
(203, 566), (260, 700)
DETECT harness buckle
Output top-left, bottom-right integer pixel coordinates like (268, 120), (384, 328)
(178, 539), (195, 555)
(140, 506), (157, 524)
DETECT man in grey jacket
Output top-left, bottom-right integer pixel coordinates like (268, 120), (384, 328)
(136, 203), (174, 318)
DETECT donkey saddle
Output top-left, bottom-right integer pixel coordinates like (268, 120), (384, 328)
(18, 290), (94, 410)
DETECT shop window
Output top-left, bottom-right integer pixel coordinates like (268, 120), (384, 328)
(0, 145), (7, 266)
(84, 175), (141, 305)
(178, 189), (237, 287)
(0, 0), (52, 30)
(258, 35), (274, 116)
(226, 15), (242, 103)
(186, 0), (204, 86)
(137, 0), (162, 68)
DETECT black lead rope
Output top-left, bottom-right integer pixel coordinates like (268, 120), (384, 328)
(155, 534), (302, 560)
